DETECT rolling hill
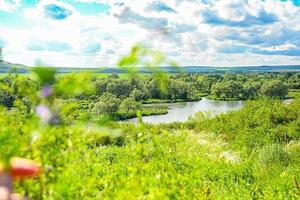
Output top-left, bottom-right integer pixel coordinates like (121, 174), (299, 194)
(1, 61), (299, 74)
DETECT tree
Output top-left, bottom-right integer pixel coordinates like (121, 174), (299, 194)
(288, 73), (300, 89)
(242, 82), (261, 99)
(196, 76), (212, 93)
(94, 93), (121, 115)
(119, 97), (142, 113)
(106, 79), (132, 98)
(211, 82), (223, 98)
(226, 81), (243, 98)
(108, 73), (119, 79)
(260, 80), (288, 98)
(0, 88), (15, 108)
(145, 78), (160, 99)
(95, 79), (108, 96)
(167, 79), (190, 99)
(211, 81), (243, 99)
(0, 77), (16, 108)
(130, 89), (148, 101)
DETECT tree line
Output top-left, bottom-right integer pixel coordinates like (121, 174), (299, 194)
(0, 72), (299, 117)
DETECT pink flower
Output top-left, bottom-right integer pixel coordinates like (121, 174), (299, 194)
(41, 86), (53, 98)
(36, 105), (52, 122)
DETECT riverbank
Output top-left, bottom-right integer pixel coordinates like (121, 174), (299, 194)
(111, 107), (168, 121)
(207, 89), (300, 101)
(124, 97), (244, 124)
(142, 97), (202, 104)
(207, 95), (246, 101)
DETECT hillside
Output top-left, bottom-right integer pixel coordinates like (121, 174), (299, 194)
(0, 61), (29, 73)
(1, 63), (300, 74)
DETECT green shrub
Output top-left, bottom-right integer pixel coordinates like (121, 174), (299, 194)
(287, 141), (300, 164)
(258, 144), (290, 167)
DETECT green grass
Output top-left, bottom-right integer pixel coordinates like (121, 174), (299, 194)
(0, 98), (299, 199)
(1, 69), (300, 199)
(142, 98), (201, 104)
(288, 89), (300, 99)
(207, 95), (245, 101)
(111, 107), (168, 120)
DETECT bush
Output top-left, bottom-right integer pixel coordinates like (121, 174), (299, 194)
(287, 141), (300, 164)
(191, 98), (300, 148)
(94, 93), (121, 115)
(258, 144), (290, 167)
(260, 80), (288, 98)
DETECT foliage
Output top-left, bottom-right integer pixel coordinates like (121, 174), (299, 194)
(119, 97), (142, 113)
(32, 67), (56, 86)
(258, 144), (290, 167)
(0, 48), (300, 199)
(260, 80), (288, 98)
(0, 97), (299, 199)
(94, 93), (121, 115)
(54, 73), (96, 98)
(189, 98), (300, 148)
(211, 80), (243, 99)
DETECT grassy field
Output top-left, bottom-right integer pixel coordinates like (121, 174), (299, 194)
(288, 89), (300, 99)
(0, 97), (297, 199)
(1, 70), (300, 199)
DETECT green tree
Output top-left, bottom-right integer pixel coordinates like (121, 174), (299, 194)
(108, 73), (119, 79)
(106, 79), (132, 98)
(0, 88), (15, 108)
(0, 77), (15, 107)
(260, 80), (288, 98)
(130, 89), (148, 101)
(196, 76), (212, 93)
(95, 78), (108, 96)
(145, 78), (161, 99)
(119, 97), (142, 113)
(211, 81), (243, 99)
(242, 82), (261, 99)
(94, 93), (121, 115)
(288, 73), (300, 89)
(167, 79), (190, 99)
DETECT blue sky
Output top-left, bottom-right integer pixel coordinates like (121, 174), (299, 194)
(0, 0), (300, 67)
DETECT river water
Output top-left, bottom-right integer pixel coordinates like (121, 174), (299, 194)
(125, 97), (244, 124)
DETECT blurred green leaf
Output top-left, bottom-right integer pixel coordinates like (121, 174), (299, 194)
(32, 67), (56, 86)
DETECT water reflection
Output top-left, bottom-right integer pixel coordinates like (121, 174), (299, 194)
(125, 97), (244, 124)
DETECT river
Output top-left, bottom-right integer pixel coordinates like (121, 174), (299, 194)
(125, 97), (244, 124)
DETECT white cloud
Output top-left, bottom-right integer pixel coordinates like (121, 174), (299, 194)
(0, 0), (21, 13)
(23, 0), (79, 21)
(215, 0), (248, 22)
(1, 0), (300, 67)
(261, 44), (297, 51)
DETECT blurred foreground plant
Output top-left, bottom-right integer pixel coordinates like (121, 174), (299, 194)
(0, 158), (40, 200)
(0, 45), (179, 199)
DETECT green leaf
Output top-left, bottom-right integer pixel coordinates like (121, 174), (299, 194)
(32, 67), (56, 86)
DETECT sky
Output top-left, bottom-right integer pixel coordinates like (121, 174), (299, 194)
(0, 0), (300, 67)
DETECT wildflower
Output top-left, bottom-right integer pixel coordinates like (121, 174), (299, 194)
(48, 113), (61, 125)
(156, 174), (161, 179)
(36, 105), (52, 122)
(30, 132), (40, 144)
(219, 151), (240, 164)
(137, 133), (143, 137)
(41, 85), (53, 98)
(9, 157), (40, 179)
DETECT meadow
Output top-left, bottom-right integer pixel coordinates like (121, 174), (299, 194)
(0, 66), (299, 199)
(0, 48), (300, 199)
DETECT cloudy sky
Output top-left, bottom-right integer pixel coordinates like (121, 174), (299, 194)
(0, 0), (300, 67)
